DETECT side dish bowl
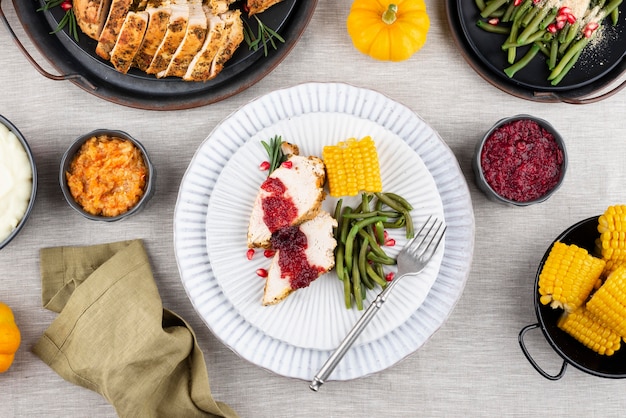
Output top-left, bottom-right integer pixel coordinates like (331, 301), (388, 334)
(519, 216), (626, 380)
(0, 115), (37, 249)
(472, 114), (567, 207)
(59, 129), (155, 222)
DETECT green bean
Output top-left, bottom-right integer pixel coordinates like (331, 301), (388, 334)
(502, 1), (517, 22)
(481, 0), (508, 18)
(367, 252), (397, 265)
(548, 36), (590, 81)
(351, 255), (363, 310)
(333, 192), (415, 309)
(550, 49), (583, 86)
(335, 242), (346, 287)
(374, 221), (385, 246)
(344, 216), (388, 272)
(504, 43), (540, 77)
(366, 264), (388, 288)
(341, 270), (351, 309)
(477, 20), (511, 34)
(517, 6), (552, 44)
(358, 237), (374, 290)
(511, 0), (533, 22)
(475, 0), (486, 12)
(549, 38), (558, 70)
(383, 217), (406, 229)
(339, 206), (352, 244)
(357, 229), (393, 261)
(382, 192), (414, 211)
(539, 8), (557, 30)
(521, 5), (540, 27)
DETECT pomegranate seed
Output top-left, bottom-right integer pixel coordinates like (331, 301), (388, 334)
(246, 248), (255, 260)
(556, 14), (567, 23)
(547, 23), (558, 33)
(385, 272), (395, 282)
(586, 21), (599, 31)
(256, 268), (268, 278)
(61, 0), (72, 11)
(558, 6), (571, 16)
(532, 0), (540, 4)
(384, 238), (396, 247)
(259, 161), (270, 171)
(514, 0), (522, 5)
(263, 249), (276, 258)
(567, 14), (577, 24)
(281, 161), (293, 169)
(488, 18), (499, 25)
(556, 20), (566, 30)
(584, 28), (593, 38)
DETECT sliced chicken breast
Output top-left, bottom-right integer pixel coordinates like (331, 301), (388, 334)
(73, 0), (112, 40)
(145, 1), (190, 75)
(182, 7), (227, 81)
(96, 0), (134, 60)
(109, 11), (149, 73)
(262, 211), (337, 306)
(247, 154), (326, 249)
(160, 1), (207, 78)
(207, 9), (243, 80)
(246, 0), (284, 16)
(134, 1), (172, 71)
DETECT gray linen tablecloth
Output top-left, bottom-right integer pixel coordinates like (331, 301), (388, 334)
(1, 1), (626, 417)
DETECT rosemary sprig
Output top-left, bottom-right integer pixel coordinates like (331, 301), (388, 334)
(38, 0), (80, 42)
(261, 135), (287, 175)
(243, 16), (285, 56)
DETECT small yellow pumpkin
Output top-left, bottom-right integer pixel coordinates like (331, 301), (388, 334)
(346, 0), (430, 62)
(0, 302), (21, 373)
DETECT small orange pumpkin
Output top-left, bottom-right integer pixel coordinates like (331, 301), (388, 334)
(0, 302), (21, 373)
(346, 0), (430, 62)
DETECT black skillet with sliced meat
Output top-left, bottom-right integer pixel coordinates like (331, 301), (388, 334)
(6, 0), (316, 109)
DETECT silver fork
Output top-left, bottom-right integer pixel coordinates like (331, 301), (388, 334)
(309, 216), (446, 391)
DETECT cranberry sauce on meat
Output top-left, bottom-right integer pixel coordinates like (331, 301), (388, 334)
(261, 177), (298, 232)
(271, 226), (325, 290)
(480, 119), (564, 203)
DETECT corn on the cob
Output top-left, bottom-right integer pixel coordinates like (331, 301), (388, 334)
(598, 205), (626, 262)
(322, 136), (382, 197)
(587, 265), (626, 337)
(558, 306), (621, 356)
(538, 241), (605, 311)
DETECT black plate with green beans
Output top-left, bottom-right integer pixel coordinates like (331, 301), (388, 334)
(456, 0), (626, 91)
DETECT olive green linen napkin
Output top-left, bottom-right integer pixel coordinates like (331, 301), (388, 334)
(32, 239), (238, 418)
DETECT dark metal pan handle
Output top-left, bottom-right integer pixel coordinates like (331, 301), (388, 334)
(0, 0), (95, 89)
(518, 323), (568, 381)
(532, 78), (626, 104)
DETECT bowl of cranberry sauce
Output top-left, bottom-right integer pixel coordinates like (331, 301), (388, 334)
(472, 115), (567, 206)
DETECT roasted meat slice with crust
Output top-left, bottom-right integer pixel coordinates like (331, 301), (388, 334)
(207, 10), (244, 80)
(146, 1), (190, 75)
(134, 0), (172, 71)
(109, 11), (149, 73)
(247, 154), (326, 249)
(73, 0), (112, 40)
(160, 1), (207, 78)
(246, 0), (284, 16)
(262, 211), (337, 306)
(207, 0), (236, 14)
(96, 0), (135, 60)
(182, 8), (225, 81)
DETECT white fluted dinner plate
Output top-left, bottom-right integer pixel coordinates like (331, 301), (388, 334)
(174, 82), (475, 380)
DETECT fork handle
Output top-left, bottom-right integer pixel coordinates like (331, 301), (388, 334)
(309, 293), (388, 391)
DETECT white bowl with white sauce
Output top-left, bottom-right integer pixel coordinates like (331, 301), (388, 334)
(0, 115), (37, 250)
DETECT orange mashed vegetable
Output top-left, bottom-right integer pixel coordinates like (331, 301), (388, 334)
(66, 136), (147, 217)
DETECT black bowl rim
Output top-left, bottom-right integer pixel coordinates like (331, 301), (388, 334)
(473, 114), (568, 206)
(533, 215), (626, 378)
(0, 114), (37, 250)
(59, 129), (155, 222)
